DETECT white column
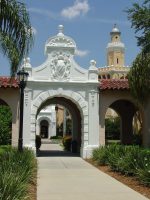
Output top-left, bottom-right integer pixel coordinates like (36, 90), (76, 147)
(36, 120), (40, 136)
(88, 89), (99, 146)
(23, 89), (32, 147)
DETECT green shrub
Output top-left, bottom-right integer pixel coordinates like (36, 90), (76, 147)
(92, 144), (150, 186)
(50, 135), (62, 139)
(133, 133), (142, 145)
(36, 135), (41, 150)
(136, 168), (150, 186)
(92, 146), (109, 165)
(62, 135), (72, 151)
(0, 148), (36, 200)
(0, 105), (12, 145)
(105, 145), (124, 171)
(0, 145), (12, 155)
(135, 150), (150, 186)
(116, 146), (140, 175)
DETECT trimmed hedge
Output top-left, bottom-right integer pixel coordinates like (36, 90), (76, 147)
(92, 144), (150, 186)
(50, 136), (62, 139)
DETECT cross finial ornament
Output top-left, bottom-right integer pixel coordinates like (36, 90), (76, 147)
(58, 25), (64, 36)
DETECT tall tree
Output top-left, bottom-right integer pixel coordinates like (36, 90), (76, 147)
(127, 0), (150, 106)
(0, 0), (33, 75)
(127, 0), (150, 53)
(128, 52), (150, 106)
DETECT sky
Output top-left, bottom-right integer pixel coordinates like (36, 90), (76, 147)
(0, 0), (141, 76)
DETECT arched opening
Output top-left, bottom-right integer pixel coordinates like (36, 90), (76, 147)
(102, 75), (106, 79)
(40, 120), (49, 138)
(98, 75), (101, 80)
(0, 99), (12, 145)
(36, 97), (82, 155)
(105, 99), (138, 145)
(105, 108), (121, 144)
(0, 99), (8, 105)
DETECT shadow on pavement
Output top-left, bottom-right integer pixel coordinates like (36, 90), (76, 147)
(36, 149), (80, 157)
(36, 139), (80, 157)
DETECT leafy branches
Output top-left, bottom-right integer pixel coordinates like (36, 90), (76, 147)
(128, 52), (150, 106)
(127, 0), (150, 53)
(126, 0), (150, 106)
(0, 0), (33, 75)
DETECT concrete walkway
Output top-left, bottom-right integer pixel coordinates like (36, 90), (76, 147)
(37, 142), (149, 200)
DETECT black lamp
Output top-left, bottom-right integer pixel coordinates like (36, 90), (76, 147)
(17, 68), (29, 151)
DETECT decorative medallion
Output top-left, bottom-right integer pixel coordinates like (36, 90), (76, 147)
(50, 52), (71, 81)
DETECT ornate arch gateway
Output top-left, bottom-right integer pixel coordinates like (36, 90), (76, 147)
(22, 25), (99, 158)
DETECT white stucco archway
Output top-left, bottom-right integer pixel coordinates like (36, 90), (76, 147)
(22, 25), (100, 158)
(30, 89), (90, 157)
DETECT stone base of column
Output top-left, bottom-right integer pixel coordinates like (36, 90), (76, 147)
(80, 145), (99, 158)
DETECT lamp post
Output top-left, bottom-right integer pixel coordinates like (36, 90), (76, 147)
(17, 68), (29, 151)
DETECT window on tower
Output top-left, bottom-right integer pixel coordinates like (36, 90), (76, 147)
(117, 58), (119, 64)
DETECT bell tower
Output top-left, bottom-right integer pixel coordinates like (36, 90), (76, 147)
(107, 24), (125, 67)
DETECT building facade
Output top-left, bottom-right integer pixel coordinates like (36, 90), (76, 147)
(0, 25), (150, 157)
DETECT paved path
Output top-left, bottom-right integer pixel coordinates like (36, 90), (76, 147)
(37, 142), (149, 200)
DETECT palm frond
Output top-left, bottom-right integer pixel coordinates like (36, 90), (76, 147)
(0, 0), (33, 75)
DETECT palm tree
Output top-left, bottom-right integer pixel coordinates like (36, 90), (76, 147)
(0, 0), (33, 75)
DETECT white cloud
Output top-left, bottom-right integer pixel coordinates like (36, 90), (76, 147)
(61, 0), (90, 19)
(28, 8), (57, 19)
(75, 49), (89, 57)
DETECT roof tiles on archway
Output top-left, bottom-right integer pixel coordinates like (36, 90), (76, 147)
(0, 76), (129, 90)
(99, 79), (129, 90)
(0, 77), (19, 88)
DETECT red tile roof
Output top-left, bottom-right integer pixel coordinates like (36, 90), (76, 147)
(0, 77), (129, 90)
(0, 77), (19, 88)
(99, 79), (129, 90)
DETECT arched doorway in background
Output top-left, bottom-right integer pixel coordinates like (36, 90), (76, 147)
(40, 120), (49, 138)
